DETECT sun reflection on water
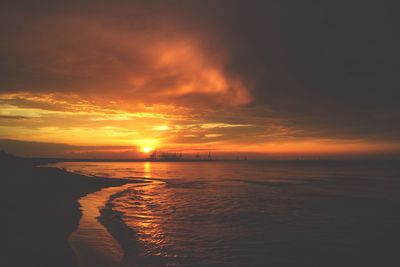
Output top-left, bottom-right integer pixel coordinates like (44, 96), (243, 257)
(144, 162), (151, 178)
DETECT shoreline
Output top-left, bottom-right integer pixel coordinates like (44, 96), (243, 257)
(98, 188), (142, 266)
(2, 155), (133, 267)
(98, 181), (168, 267)
(69, 185), (132, 267)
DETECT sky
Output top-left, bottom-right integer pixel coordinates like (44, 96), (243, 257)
(1, 1), (400, 159)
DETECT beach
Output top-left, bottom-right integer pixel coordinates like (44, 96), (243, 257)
(3, 155), (400, 267)
(1, 153), (131, 267)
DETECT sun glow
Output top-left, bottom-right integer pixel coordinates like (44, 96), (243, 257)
(135, 138), (159, 154)
(142, 146), (154, 153)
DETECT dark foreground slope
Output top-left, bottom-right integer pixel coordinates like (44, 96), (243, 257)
(1, 152), (130, 267)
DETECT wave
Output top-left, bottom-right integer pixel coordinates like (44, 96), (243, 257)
(98, 189), (141, 267)
(98, 185), (170, 267)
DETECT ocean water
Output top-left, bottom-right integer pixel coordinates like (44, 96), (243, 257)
(53, 161), (400, 267)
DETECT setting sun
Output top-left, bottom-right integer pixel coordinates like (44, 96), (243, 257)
(142, 146), (154, 153)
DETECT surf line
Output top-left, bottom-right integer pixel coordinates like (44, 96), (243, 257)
(69, 184), (132, 267)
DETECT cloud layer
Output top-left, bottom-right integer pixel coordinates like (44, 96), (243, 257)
(1, 1), (400, 157)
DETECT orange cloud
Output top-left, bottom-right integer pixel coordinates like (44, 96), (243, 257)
(1, 12), (252, 109)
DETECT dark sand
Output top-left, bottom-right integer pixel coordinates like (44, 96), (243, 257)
(1, 153), (131, 267)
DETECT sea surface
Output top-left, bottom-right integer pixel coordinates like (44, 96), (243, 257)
(52, 161), (400, 267)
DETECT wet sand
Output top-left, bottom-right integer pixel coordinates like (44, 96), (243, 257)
(1, 153), (133, 267)
(69, 185), (133, 267)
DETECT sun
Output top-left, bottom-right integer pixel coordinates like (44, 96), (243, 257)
(142, 146), (154, 153)
(136, 138), (158, 154)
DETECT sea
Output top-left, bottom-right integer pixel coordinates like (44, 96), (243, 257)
(51, 160), (400, 267)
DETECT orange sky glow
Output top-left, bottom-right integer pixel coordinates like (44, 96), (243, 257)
(1, 90), (398, 158)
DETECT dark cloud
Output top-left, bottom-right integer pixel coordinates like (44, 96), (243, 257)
(217, 1), (400, 140)
(0, 115), (29, 120)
